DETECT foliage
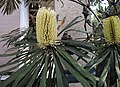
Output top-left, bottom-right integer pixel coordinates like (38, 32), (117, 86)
(87, 0), (120, 87)
(69, 0), (120, 87)
(0, 15), (96, 87)
(87, 44), (120, 87)
(1, 0), (120, 87)
(0, 0), (60, 15)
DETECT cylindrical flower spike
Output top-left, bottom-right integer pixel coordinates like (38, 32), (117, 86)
(103, 16), (120, 44)
(36, 7), (57, 47)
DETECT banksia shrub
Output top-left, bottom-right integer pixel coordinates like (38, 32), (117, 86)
(36, 7), (57, 47)
(103, 16), (120, 44)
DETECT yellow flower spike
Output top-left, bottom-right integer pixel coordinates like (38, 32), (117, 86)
(36, 7), (57, 47)
(112, 16), (120, 43)
(103, 16), (120, 44)
(103, 16), (113, 43)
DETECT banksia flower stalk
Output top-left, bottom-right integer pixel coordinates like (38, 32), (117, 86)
(36, 7), (57, 47)
(103, 16), (120, 44)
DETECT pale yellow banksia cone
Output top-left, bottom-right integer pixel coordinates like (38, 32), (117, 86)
(36, 7), (57, 47)
(103, 16), (120, 44)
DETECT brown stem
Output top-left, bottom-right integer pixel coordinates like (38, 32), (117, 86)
(69, 0), (102, 24)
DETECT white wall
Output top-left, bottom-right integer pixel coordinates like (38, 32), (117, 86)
(0, 9), (20, 69)
(55, 0), (89, 40)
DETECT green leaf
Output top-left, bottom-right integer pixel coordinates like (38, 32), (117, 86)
(0, 64), (20, 74)
(26, 55), (45, 87)
(14, 40), (37, 45)
(64, 46), (90, 58)
(1, 65), (27, 87)
(16, 52), (45, 87)
(62, 40), (96, 51)
(56, 46), (96, 86)
(97, 58), (110, 87)
(12, 55), (41, 87)
(0, 46), (40, 58)
(0, 0), (20, 15)
(64, 21), (82, 30)
(69, 29), (95, 35)
(0, 51), (20, 57)
(1, 49), (43, 87)
(114, 49), (120, 80)
(86, 47), (111, 70)
(58, 16), (84, 36)
(55, 49), (91, 87)
(80, 47), (95, 57)
(16, 65), (37, 87)
(53, 49), (68, 87)
(39, 52), (48, 87)
(54, 57), (66, 87)
(0, 59), (20, 68)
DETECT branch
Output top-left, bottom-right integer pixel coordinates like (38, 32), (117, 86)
(87, 7), (102, 24)
(69, 0), (102, 24)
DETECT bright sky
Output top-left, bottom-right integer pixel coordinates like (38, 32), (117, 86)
(91, 0), (108, 18)
(91, 0), (108, 11)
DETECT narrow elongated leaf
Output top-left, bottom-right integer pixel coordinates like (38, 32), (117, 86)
(26, 55), (45, 87)
(4, 44), (37, 54)
(39, 53), (48, 87)
(97, 58), (110, 87)
(0, 46), (40, 57)
(0, 64), (20, 75)
(14, 40), (37, 45)
(0, 0), (20, 15)
(16, 64), (38, 87)
(80, 47), (95, 56)
(70, 29), (95, 34)
(0, 49), (40, 67)
(1, 49), (43, 87)
(64, 46), (90, 58)
(1, 65), (27, 87)
(0, 51), (42, 74)
(0, 51), (21, 57)
(62, 40), (96, 51)
(55, 49), (91, 87)
(86, 47), (111, 70)
(64, 21), (82, 30)
(12, 56), (41, 87)
(114, 50), (120, 80)
(0, 58), (20, 68)
(58, 16), (83, 36)
(56, 46), (96, 85)
(16, 52), (45, 87)
(53, 49), (68, 87)
(58, 47), (95, 83)
(54, 56), (66, 87)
